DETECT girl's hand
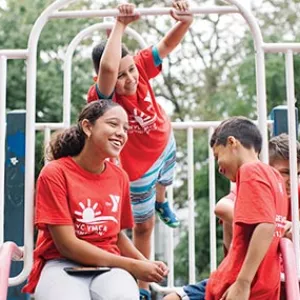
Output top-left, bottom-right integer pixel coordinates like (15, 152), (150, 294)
(171, 0), (193, 23)
(117, 3), (140, 26)
(131, 260), (169, 283)
(154, 260), (169, 277)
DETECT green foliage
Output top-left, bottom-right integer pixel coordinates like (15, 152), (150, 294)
(174, 159), (230, 283)
(1, 0), (98, 176)
(236, 1), (300, 117)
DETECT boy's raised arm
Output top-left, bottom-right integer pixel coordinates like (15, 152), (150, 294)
(221, 222), (275, 300)
(97, 4), (140, 97)
(156, 0), (193, 59)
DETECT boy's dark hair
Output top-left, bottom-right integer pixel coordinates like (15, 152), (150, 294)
(92, 41), (130, 74)
(269, 133), (300, 164)
(47, 100), (120, 160)
(210, 116), (262, 153)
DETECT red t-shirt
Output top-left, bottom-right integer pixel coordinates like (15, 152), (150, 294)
(227, 185), (300, 222)
(87, 47), (171, 181)
(206, 161), (288, 300)
(23, 157), (133, 293)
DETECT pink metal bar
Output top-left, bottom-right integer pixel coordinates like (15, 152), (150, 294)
(0, 242), (23, 299)
(280, 238), (300, 300)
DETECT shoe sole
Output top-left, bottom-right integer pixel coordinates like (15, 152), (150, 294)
(156, 212), (180, 228)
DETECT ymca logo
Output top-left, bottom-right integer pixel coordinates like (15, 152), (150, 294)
(74, 196), (120, 224)
(131, 108), (157, 128)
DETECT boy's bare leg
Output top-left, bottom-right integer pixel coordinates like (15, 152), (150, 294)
(133, 215), (155, 291)
(163, 292), (181, 300)
(156, 183), (167, 203)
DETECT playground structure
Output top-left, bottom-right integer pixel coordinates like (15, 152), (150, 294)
(0, 0), (300, 298)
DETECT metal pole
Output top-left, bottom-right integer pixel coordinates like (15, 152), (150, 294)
(285, 50), (300, 275)
(226, 0), (268, 162)
(187, 127), (195, 284)
(167, 187), (175, 288)
(0, 56), (7, 245)
(208, 127), (217, 272)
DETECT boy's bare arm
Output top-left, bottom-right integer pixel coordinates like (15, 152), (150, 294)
(221, 222), (275, 300)
(117, 231), (147, 261)
(156, 0), (193, 59)
(215, 196), (234, 252)
(222, 221), (233, 252)
(284, 208), (300, 240)
(97, 20), (125, 96)
(237, 222), (275, 283)
(97, 4), (139, 96)
(283, 220), (292, 240)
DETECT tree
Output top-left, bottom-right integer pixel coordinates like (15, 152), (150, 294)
(1, 0), (103, 173)
(235, 0), (300, 116)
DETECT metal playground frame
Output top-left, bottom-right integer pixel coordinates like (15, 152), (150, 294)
(0, 0), (300, 298)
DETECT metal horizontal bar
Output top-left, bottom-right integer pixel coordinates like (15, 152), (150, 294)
(35, 122), (66, 130)
(171, 120), (273, 130)
(50, 6), (240, 19)
(0, 50), (28, 59)
(263, 43), (300, 53)
(172, 121), (221, 129)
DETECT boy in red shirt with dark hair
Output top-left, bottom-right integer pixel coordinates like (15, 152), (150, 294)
(214, 133), (300, 251)
(87, 2), (193, 298)
(165, 132), (298, 300)
(206, 117), (288, 300)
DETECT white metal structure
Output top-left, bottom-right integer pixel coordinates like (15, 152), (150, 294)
(0, 0), (299, 296)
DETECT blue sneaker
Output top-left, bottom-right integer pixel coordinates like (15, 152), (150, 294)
(155, 201), (180, 228)
(139, 288), (151, 300)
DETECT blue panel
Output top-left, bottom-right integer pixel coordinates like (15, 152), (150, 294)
(270, 105), (299, 137)
(5, 110), (29, 299)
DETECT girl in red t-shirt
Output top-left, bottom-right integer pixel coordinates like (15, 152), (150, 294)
(23, 100), (168, 300)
